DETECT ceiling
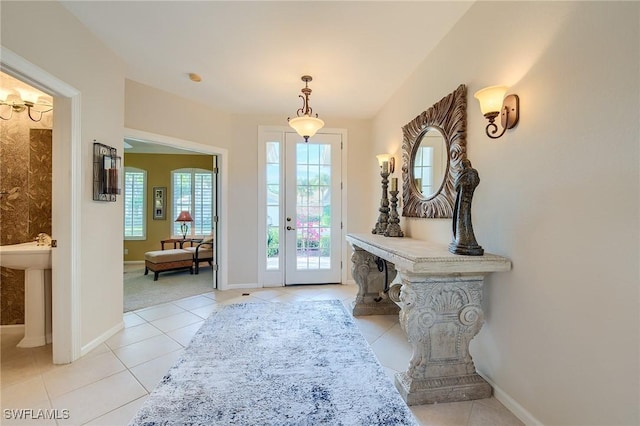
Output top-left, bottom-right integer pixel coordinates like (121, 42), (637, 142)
(60, 1), (474, 121)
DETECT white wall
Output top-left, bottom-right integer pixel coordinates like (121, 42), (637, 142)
(373, 2), (639, 425)
(1, 2), (126, 350)
(125, 80), (373, 285)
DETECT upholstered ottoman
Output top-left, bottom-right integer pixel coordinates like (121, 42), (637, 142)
(144, 249), (193, 281)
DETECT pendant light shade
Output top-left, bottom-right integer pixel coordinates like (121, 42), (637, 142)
(288, 115), (324, 140)
(288, 75), (324, 142)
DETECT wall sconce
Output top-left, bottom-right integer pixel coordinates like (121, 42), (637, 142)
(376, 154), (395, 174)
(175, 211), (194, 239)
(92, 141), (121, 202)
(288, 75), (324, 142)
(0, 89), (53, 122)
(474, 85), (519, 139)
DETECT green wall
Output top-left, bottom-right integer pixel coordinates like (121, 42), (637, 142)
(124, 153), (214, 261)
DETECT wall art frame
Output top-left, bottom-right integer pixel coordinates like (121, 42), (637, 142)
(153, 186), (166, 220)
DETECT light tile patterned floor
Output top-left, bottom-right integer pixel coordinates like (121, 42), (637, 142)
(1, 284), (523, 425)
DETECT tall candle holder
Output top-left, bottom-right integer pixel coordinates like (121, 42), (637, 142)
(372, 162), (390, 234)
(385, 188), (404, 237)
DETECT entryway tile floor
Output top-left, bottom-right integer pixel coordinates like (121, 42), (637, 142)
(1, 284), (523, 425)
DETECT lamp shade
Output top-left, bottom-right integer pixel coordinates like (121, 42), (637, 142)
(16, 89), (39, 105)
(289, 115), (324, 139)
(474, 85), (508, 115)
(0, 88), (12, 102)
(376, 154), (391, 166)
(175, 211), (194, 222)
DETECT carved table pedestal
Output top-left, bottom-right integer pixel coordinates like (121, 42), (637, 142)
(346, 233), (511, 405)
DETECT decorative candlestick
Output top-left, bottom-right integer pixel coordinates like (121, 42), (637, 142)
(385, 187), (404, 237)
(372, 163), (390, 235)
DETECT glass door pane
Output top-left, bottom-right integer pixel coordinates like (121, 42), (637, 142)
(295, 142), (332, 270)
(266, 141), (281, 270)
(285, 132), (341, 285)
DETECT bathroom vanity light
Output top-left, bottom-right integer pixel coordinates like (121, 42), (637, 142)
(0, 90), (53, 122)
(288, 75), (324, 142)
(175, 211), (194, 239)
(474, 85), (519, 139)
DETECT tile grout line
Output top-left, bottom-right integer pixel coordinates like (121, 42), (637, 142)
(81, 303), (192, 425)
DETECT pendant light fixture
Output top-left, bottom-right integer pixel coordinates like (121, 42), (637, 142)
(288, 75), (324, 142)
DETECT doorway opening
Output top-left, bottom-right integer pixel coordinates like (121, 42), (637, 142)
(1, 47), (82, 364)
(122, 139), (220, 311)
(123, 129), (228, 302)
(0, 71), (54, 346)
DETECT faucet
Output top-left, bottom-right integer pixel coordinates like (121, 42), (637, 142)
(35, 233), (52, 246)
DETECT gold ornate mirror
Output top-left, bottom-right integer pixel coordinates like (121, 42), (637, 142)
(402, 84), (468, 218)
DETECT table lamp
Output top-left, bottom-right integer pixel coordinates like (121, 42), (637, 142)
(175, 211), (194, 239)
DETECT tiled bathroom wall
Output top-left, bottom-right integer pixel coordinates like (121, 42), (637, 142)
(0, 114), (52, 325)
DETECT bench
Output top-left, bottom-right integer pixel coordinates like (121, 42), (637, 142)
(144, 249), (193, 281)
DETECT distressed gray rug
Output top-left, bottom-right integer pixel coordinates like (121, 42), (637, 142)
(129, 300), (417, 426)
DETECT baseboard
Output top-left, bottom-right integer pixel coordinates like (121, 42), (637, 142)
(478, 371), (542, 426)
(263, 283), (285, 288)
(124, 260), (144, 265)
(228, 281), (356, 290)
(80, 320), (124, 357)
(224, 283), (261, 290)
(0, 324), (25, 332)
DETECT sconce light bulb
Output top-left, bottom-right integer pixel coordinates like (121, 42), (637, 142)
(474, 85), (508, 115)
(0, 89), (11, 103)
(376, 154), (391, 166)
(16, 89), (40, 105)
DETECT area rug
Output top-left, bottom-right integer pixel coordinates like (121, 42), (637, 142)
(129, 300), (418, 425)
(123, 266), (214, 312)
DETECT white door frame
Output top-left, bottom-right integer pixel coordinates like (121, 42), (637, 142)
(257, 126), (348, 287)
(1, 47), (82, 364)
(124, 129), (229, 290)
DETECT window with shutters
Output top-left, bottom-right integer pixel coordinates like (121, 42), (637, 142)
(123, 167), (147, 240)
(171, 168), (213, 237)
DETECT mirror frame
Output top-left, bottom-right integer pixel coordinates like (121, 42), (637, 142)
(401, 84), (468, 218)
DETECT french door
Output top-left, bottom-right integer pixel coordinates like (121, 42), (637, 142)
(261, 130), (342, 286)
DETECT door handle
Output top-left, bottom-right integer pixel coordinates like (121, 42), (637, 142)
(286, 226), (296, 231)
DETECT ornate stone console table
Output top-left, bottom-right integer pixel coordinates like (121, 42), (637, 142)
(345, 233), (511, 405)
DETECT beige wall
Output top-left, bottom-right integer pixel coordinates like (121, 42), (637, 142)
(123, 153), (214, 261)
(372, 2), (639, 425)
(125, 80), (373, 286)
(1, 1), (126, 351)
(4, 2), (637, 422)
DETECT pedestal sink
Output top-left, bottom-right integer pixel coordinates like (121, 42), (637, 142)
(0, 241), (52, 348)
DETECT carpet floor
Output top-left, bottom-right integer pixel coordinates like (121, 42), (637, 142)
(123, 265), (214, 312)
(129, 300), (418, 425)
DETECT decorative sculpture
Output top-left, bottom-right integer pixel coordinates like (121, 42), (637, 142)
(372, 162), (390, 235)
(385, 187), (404, 237)
(449, 159), (484, 256)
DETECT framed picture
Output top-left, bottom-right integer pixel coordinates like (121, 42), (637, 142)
(153, 187), (166, 220)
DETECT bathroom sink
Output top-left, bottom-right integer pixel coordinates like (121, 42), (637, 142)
(0, 241), (53, 348)
(0, 241), (52, 270)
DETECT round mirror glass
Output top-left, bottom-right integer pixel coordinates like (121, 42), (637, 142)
(411, 127), (447, 199)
